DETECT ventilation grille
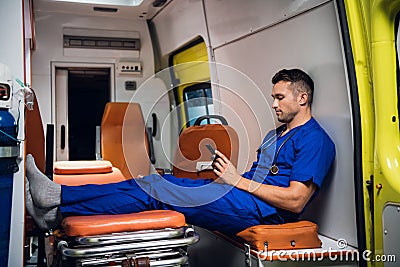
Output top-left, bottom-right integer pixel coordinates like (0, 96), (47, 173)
(63, 35), (140, 50)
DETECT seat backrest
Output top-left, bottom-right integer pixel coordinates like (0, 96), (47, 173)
(173, 123), (239, 179)
(101, 102), (150, 178)
(25, 89), (45, 173)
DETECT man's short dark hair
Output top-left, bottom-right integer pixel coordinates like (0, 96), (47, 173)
(272, 69), (314, 106)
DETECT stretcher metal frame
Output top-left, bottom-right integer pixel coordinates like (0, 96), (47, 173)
(55, 226), (199, 266)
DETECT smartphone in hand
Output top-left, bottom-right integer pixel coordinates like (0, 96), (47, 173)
(205, 144), (220, 168)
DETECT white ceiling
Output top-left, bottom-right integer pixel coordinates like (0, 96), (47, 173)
(33, 0), (171, 20)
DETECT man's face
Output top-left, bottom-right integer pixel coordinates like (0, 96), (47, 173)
(271, 81), (301, 123)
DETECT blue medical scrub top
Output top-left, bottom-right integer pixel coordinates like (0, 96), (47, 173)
(242, 117), (335, 220)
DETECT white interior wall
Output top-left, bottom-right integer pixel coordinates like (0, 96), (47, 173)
(149, 0), (209, 165)
(150, 0), (209, 59)
(151, 0), (357, 247)
(207, 1), (357, 246)
(0, 1), (25, 266)
(204, 0), (328, 49)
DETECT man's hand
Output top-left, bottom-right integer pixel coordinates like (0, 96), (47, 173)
(213, 150), (242, 186)
(212, 150), (316, 213)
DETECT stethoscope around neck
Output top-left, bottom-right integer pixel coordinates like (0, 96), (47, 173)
(257, 126), (302, 175)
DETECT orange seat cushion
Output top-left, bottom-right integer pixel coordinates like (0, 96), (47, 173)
(53, 167), (127, 186)
(53, 160), (113, 175)
(62, 210), (186, 236)
(237, 221), (321, 251)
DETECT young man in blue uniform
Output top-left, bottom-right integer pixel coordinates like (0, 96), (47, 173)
(26, 68), (335, 235)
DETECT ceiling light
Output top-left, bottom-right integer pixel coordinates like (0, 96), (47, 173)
(52, 0), (144, 7)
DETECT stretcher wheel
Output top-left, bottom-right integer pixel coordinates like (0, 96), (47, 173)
(121, 256), (150, 267)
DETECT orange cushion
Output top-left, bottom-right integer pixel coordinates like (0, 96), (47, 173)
(62, 210), (186, 236)
(101, 102), (150, 178)
(54, 160), (113, 175)
(173, 124), (239, 179)
(53, 167), (126, 185)
(237, 221), (321, 251)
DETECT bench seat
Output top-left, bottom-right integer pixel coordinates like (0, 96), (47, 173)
(214, 228), (358, 262)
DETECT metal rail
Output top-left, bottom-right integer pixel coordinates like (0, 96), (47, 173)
(77, 250), (187, 266)
(58, 233), (199, 258)
(75, 227), (186, 245)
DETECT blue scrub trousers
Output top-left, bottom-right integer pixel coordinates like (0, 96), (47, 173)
(60, 174), (282, 235)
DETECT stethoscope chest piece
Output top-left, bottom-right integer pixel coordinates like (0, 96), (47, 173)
(270, 165), (279, 175)
(263, 125), (302, 176)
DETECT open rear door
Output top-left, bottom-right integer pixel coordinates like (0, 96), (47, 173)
(343, 1), (400, 265)
(370, 1), (400, 265)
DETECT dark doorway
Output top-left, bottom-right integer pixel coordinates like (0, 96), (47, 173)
(68, 68), (110, 160)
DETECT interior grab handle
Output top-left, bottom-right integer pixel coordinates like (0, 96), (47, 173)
(61, 125), (66, 149)
(194, 115), (228, 125)
(45, 124), (54, 179)
(151, 113), (157, 137)
(146, 127), (156, 164)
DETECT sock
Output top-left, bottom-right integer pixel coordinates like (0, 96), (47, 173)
(26, 154), (61, 209)
(26, 179), (62, 230)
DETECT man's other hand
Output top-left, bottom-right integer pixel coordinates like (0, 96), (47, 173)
(213, 150), (242, 186)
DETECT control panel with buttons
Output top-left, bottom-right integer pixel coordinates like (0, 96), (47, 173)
(117, 62), (141, 75)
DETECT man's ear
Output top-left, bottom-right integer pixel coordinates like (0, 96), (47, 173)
(298, 93), (308, 106)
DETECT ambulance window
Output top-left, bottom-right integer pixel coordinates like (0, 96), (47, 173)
(183, 82), (214, 127)
(169, 38), (212, 131)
